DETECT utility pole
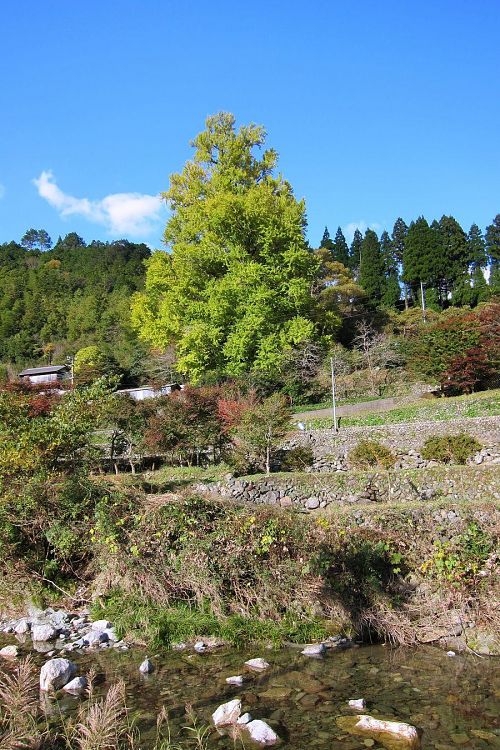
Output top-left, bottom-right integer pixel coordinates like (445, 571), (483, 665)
(330, 357), (338, 433)
(66, 355), (75, 387)
(420, 280), (427, 323)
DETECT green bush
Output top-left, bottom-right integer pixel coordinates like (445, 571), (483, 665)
(280, 446), (314, 471)
(348, 440), (396, 470)
(421, 433), (481, 464)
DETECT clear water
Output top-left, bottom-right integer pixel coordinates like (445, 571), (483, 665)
(2, 641), (499, 748)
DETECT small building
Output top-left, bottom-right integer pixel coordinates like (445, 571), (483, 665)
(115, 383), (181, 402)
(18, 365), (70, 385)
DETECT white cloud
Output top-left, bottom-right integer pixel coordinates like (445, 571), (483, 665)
(33, 170), (163, 237)
(342, 220), (382, 244)
(0, 183), (5, 199)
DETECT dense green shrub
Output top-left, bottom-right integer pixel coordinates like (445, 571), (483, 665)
(348, 440), (396, 470)
(421, 433), (481, 464)
(280, 446), (314, 471)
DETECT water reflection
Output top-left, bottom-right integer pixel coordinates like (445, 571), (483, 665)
(1, 642), (499, 748)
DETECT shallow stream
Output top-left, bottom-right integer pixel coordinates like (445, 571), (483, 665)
(2, 641), (499, 748)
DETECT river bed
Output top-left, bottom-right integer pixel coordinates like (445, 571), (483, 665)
(1, 640), (499, 748)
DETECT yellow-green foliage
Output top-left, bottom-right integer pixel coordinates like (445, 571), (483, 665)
(421, 433), (481, 464)
(348, 440), (396, 470)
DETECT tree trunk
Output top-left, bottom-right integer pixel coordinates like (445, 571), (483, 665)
(265, 444), (271, 475)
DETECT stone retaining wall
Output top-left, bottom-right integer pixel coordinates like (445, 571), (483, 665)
(202, 465), (499, 512)
(285, 416), (499, 472)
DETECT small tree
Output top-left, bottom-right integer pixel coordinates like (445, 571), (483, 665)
(231, 393), (291, 474)
(74, 345), (119, 385)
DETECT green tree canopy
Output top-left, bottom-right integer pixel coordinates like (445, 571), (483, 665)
(320, 226), (334, 253)
(349, 229), (363, 271)
(21, 228), (52, 251)
(359, 229), (383, 301)
(402, 216), (443, 291)
(380, 230), (400, 308)
(486, 214), (500, 293)
(131, 112), (322, 382)
(333, 226), (350, 266)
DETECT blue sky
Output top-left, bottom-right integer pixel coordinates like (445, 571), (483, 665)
(1, 0), (499, 249)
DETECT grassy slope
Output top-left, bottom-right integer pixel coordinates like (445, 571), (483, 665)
(299, 389), (500, 428)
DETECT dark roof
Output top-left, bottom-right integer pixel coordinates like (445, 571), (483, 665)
(19, 365), (68, 377)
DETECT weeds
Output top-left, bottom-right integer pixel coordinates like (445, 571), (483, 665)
(0, 655), (40, 749)
(0, 658), (211, 750)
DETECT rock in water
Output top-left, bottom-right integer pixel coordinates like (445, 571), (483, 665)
(0, 645), (18, 658)
(139, 658), (154, 674)
(349, 698), (367, 710)
(32, 623), (58, 642)
(63, 676), (88, 694)
(212, 699), (241, 727)
(337, 715), (421, 750)
(245, 719), (279, 745)
(244, 657), (270, 671)
(301, 643), (326, 656)
(226, 675), (244, 686)
(40, 658), (77, 691)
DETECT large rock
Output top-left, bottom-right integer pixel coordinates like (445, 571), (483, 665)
(244, 657), (270, 671)
(301, 643), (326, 656)
(63, 676), (88, 694)
(40, 658), (77, 691)
(85, 630), (109, 647)
(337, 715), (421, 750)
(226, 675), (243, 686)
(245, 719), (279, 745)
(14, 618), (31, 634)
(32, 623), (58, 642)
(348, 698), (366, 710)
(139, 658), (154, 674)
(0, 645), (18, 658)
(91, 619), (112, 630)
(212, 699), (241, 727)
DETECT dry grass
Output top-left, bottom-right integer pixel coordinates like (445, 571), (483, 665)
(74, 682), (129, 750)
(0, 655), (41, 749)
(0, 657), (210, 750)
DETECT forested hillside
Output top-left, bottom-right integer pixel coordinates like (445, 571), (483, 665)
(0, 114), (499, 398)
(0, 231), (150, 378)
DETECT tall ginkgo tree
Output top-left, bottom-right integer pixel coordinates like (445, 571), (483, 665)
(132, 113), (321, 382)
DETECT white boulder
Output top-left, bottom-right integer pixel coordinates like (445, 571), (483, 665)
(14, 618), (31, 634)
(238, 712), (252, 725)
(85, 630), (109, 647)
(212, 698), (241, 727)
(0, 645), (18, 658)
(348, 698), (366, 710)
(32, 623), (58, 642)
(139, 658), (154, 674)
(104, 627), (118, 642)
(40, 658), (76, 691)
(244, 657), (270, 671)
(63, 676), (88, 694)
(245, 719), (279, 745)
(91, 619), (111, 630)
(301, 643), (326, 656)
(355, 715), (420, 749)
(226, 675), (244, 686)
